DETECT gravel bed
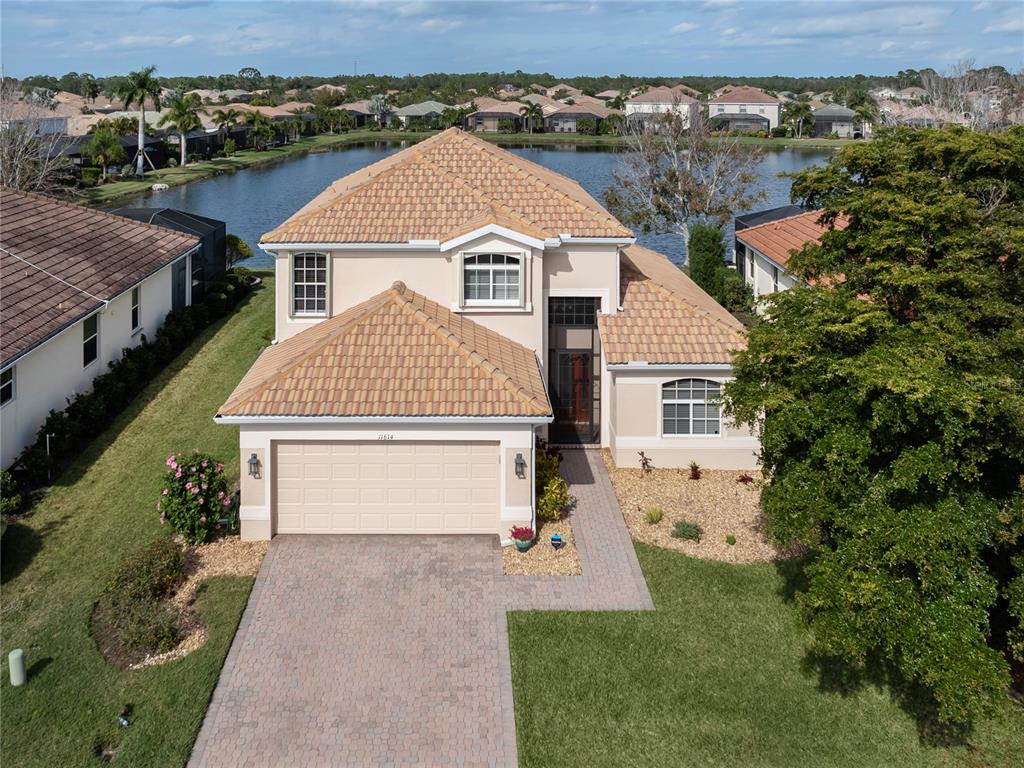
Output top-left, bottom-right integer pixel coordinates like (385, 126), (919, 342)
(130, 534), (268, 669)
(601, 450), (781, 564)
(502, 517), (581, 576)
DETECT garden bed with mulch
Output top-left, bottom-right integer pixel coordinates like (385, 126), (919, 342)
(502, 517), (581, 576)
(601, 450), (782, 564)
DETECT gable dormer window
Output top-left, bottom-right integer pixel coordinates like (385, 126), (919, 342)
(462, 254), (521, 306)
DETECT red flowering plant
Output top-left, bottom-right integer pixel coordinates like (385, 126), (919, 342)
(158, 452), (231, 544)
(509, 526), (534, 542)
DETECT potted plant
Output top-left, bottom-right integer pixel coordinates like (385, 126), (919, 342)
(510, 526), (534, 552)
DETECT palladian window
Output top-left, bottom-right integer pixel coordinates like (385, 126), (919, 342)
(662, 379), (721, 436)
(463, 254), (521, 304)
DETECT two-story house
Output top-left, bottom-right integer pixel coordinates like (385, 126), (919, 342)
(217, 129), (756, 541)
(707, 86), (782, 132)
(624, 85), (700, 129)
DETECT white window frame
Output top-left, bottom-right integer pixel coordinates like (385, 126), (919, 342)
(461, 253), (523, 308)
(83, 313), (99, 368)
(661, 378), (722, 438)
(772, 265), (779, 292)
(291, 252), (328, 318)
(0, 367), (14, 407)
(130, 286), (141, 333)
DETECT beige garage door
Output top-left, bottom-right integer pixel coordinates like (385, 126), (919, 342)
(274, 441), (500, 534)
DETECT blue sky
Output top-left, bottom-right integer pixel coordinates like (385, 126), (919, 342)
(2, 1), (1021, 78)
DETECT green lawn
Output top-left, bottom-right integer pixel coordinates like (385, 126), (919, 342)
(508, 543), (1024, 768)
(0, 275), (275, 767)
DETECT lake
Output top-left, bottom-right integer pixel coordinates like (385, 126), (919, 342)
(116, 141), (834, 269)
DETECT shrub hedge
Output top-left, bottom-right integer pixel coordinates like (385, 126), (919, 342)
(10, 269), (253, 491)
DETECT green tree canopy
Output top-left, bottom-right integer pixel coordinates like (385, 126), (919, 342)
(725, 126), (1024, 725)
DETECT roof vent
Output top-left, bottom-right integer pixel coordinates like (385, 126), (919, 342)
(391, 280), (407, 295)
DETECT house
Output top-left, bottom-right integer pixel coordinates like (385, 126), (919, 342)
(707, 86), (782, 131)
(595, 89), (620, 101)
(520, 93), (565, 117)
(110, 208), (227, 301)
(624, 86), (700, 129)
(0, 188), (200, 469)
(312, 84), (348, 97)
(734, 206), (849, 299)
(217, 129), (756, 541)
(465, 97), (522, 132)
(337, 100), (375, 127)
(392, 100), (450, 129)
(812, 103), (860, 138)
(545, 103), (618, 133)
(545, 83), (582, 99)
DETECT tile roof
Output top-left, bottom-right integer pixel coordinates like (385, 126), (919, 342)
(736, 209), (849, 270)
(393, 100), (450, 117)
(218, 282), (552, 419)
(0, 187), (199, 366)
(627, 85), (699, 105)
(467, 97), (524, 116)
(708, 86), (781, 105)
(262, 128), (631, 244)
(598, 245), (746, 365)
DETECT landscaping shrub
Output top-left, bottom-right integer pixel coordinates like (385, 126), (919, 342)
(737, 473), (755, 485)
(726, 534), (737, 545)
(92, 538), (186, 664)
(644, 507), (663, 525)
(204, 291), (228, 318)
(0, 470), (23, 516)
(167, 157), (178, 167)
(535, 441), (561, 495)
(687, 222), (753, 314)
(79, 167), (101, 187)
(223, 137), (236, 155)
(576, 118), (596, 135)
(497, 119), (516, 133)
(537, 476), (571, 522)
(671, 520), (702, 541)
(689, 461), (702, 480)
(159, 452), (231, 544)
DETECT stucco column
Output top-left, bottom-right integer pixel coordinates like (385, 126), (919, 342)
(238, 431), (272, 540)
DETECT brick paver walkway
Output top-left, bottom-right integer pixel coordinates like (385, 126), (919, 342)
(189, 449), (650, 768)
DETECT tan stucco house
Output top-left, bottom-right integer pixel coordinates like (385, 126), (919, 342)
(217, 129), (756, 541)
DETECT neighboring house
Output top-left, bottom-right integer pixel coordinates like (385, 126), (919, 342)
(546, 83), (583, 99)
(392, 100), (450, 128)
(545, 103), (618, 133)
(465, 97), (523, 132)
(624, 85), (700, 129)
(218, 129), (756, 541)
(0, 188), (199, 469)
(520, 93), (566, 118)
(312, 84), (348, 97)
(0, 102), (69, 136)
(110, 208), (227, 301)
(812, 103), (860, 137)
(707, 86), (782, 131)
(337, 100), (375, 128)
(734, 206), (849, 299)
(595, 89), (620, 101)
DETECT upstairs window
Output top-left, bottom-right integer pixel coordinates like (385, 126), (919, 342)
(83, 314), (99, 367)
(463, 254), (521, 304)
(0, 367), (13, 406)
(292, 253), (327, 316)
(131, 287), (141, 331)
(662, 379), (721, 436)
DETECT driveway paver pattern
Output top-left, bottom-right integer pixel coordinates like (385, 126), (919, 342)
(189, 449), (650, 767)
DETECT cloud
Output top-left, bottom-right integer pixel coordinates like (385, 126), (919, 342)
(671, 22), (699, 33)
(170, 35), (194, 47)
(972, 2), (991, 10)
(770, 5), (951, 38)
(419, 18), (463, 32)
(880, 40), (895, 50)
(984, 16), (1024, 33)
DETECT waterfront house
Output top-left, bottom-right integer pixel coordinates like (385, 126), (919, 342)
(624, 85), (700, 129)
(219, 128), (755, 540)
(545, 102), (619, 133)
(707, 86), (782, 131)
(465, 97), (523, 132)
(812, 103), (860, 138)
(392, 100), (451, 129)
(734, 206), (849, 299)
(0, 189), (200, 469)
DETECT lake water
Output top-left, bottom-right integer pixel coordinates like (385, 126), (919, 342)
(116, 141), (834, 268)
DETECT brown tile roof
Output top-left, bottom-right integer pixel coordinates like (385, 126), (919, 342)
(218, 282), (552, 419)
(627, 85), (699, 105)
(467, 97), (524, 116)
(598, 245), (746, 365)
(262, 128), (631, 244)
(736, 209), (849, 269)
(549, 102), (618, 119)
(708, 86), (781, 105)
(0, 187), (199, 366)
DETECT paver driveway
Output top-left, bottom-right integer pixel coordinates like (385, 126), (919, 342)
(189, 449), (651, 768)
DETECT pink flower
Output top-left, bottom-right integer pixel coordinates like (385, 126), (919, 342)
(201, 460), (208, 468)
(198, 498), (205, 505)
(223, 498), (232, 506)
(159, 513), (166, 525)
(175, 470), (182, 478)
(217, 491), (225, 499)
(201, 483), (208, 490)
(162, 488), (168, 496)
(191, 486), (200, 494)
(215, 464), (223, 472)
(185, 482), (193, 490)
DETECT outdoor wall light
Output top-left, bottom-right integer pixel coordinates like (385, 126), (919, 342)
(247, 452), (261, 479)
(515, 452), (526, 479)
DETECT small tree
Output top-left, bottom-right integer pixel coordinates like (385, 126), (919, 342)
(0, 79), (72, 192)
(157, 91), (203, 167)
(85, 126), (126, 181)
(687, 222), (727, 299)
(225, 234), (252, 267)
(369, 93), (390, 128)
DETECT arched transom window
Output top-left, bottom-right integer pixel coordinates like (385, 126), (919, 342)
(463, 254), (521, 303)
(662, 379), (721, 436)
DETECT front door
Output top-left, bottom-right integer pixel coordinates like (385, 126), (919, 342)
(551, 350), (597, 443)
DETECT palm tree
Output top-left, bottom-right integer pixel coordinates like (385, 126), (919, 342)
(519, 101), (543, 134)
(158, 92), (202, 167)
(243, 111), (274, 150)
(783, 99), (814, 138)
(84, 126), (126, 181)
(116, 65), (162, 176)
(211, 107), (242, 140)
(369, 93), (390, 127)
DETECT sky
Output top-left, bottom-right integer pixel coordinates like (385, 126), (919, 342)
(1, 0), (1021, 79)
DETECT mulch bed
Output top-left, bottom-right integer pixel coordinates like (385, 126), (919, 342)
(602, 450), (784, 564)
(502, 517), (581, 576)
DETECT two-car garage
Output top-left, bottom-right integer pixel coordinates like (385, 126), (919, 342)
(274, 440), (500, 534)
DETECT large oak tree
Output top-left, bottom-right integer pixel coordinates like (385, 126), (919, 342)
(725, 126), (1024, 724)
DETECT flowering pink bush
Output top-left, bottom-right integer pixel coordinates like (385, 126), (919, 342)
(158, 452), (231, 544)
